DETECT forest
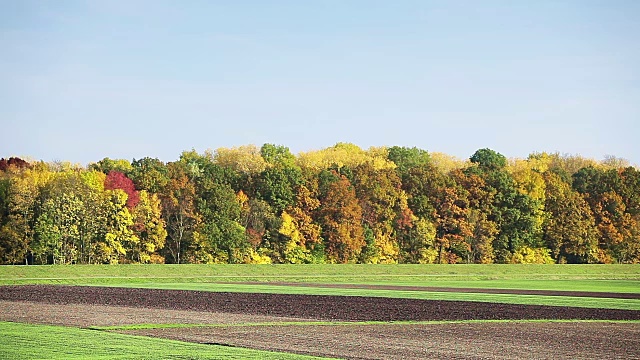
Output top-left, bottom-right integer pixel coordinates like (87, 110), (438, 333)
(0, 143), (638, 265)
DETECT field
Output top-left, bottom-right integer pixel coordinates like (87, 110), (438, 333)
(1, 264), (639, 359)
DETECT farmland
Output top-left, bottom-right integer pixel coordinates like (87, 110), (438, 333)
(1, 264), (639, 359)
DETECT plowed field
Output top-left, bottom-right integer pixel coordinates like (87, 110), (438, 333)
(1, 285), (639, 359)
(1, 285), (638, 321)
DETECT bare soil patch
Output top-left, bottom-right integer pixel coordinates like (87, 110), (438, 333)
(244, 282), (640, 299)
(125, 322), (640, 360)
(0, 300), (308, 328)
(0, 285), (638, 321)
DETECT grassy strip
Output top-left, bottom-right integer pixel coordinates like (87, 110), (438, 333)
(90, 319), (640, 331)
(358, 279), (640, 293)
(1, 264), (639, 285)
(111, 282), (640, 310)
(0, 321), (326, 360)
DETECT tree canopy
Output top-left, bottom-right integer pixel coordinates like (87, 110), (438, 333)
(0, 147), (638, 264)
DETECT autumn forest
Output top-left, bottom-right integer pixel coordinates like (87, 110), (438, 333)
(0, 143), (638, 265)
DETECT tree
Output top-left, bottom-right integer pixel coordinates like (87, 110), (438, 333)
(451, 169), (497, 263)
(572, 166), (640, 263)
(255, 166), (301, 214)
(0, 157), (30, 172)
(470, 148), (507, 171)
(387, 146), (430, 174)
(543, 172), (598, 263)
(34, 192), (83, 264)
(396, 216), (437, 263)
(94, 189), (136, 264)
(214, 145), (268, 175)
(297, 143), (395, 171)
(131, 191), (167, 263)
(432, 185), (472, 263)
(352, 162), (405, 263)
(191, 174), (247, 264)
(261, 143), (297, 168)
(467, 149), (542, 262)
(104, 171), (139, 209)
(161, 162), (199, 264)
(278, 211), (312, 263)
(317, 171), (365, 263)
(32, 171), (108, 264)
(129, 157), (169, 193)
(90, 158), (132, 175)
(255, 144), (303, 215)
(0, 177), (22, 264)
(3, 167), (52, 264)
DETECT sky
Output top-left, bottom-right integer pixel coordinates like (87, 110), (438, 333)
(1, 0), (639, 165)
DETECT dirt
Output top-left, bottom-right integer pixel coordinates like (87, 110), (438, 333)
(0, 285), (638, 321)
(241, 281), (640, 299)
(0, 300), (310, 327)
(125, 322), (640, 360)
(1, 285), (639, 359)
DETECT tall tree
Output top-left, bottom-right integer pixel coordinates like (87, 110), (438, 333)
(317, 171), (365, 263)
(352, 162), (406, 263)
(161, 162), (199, 264)
(131, 191), (167, 263)
(254, 144), (303, 215)
(543, 172), (598, 263)
(469, 148), (541, 262)
(95, 189), (136, 264)
(451, 169), (497, 263)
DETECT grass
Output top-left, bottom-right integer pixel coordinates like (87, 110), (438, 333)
(89, 319), (640, 331)
(1, 264), (639, 285)
(0, 321), (326, 360)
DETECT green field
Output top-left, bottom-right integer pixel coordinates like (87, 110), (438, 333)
(2, 264), (639, 309)
(2, 263), (639, 284)
(0, 321), (324, 360)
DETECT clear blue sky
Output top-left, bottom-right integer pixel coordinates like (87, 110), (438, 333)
(1, 0), (639, 165)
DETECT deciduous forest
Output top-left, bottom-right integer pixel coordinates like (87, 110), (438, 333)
(1, 144), (638, 265)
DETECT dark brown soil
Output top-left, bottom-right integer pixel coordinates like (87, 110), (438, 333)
(126, 322), (640, 360)
(0, 285), (638, 321)
(243, 281), (640, 299)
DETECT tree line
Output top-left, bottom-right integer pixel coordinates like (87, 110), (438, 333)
(0, 143), (638, 265)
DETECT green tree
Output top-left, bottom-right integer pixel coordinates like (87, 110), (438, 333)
(253, 144), (303, 215)
(470, 148), (507, 171)
(129, 157), (169, 193)
(386, 146), (430, 175)
(192, 175), (247, 263)
(90, 158), (133, 175)
(468, 149), (542, 262)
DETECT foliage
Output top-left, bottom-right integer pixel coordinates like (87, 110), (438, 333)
(0, 144), (639, 264)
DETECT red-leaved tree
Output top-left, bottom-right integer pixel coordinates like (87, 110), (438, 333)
(105, 171), (140, 209)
